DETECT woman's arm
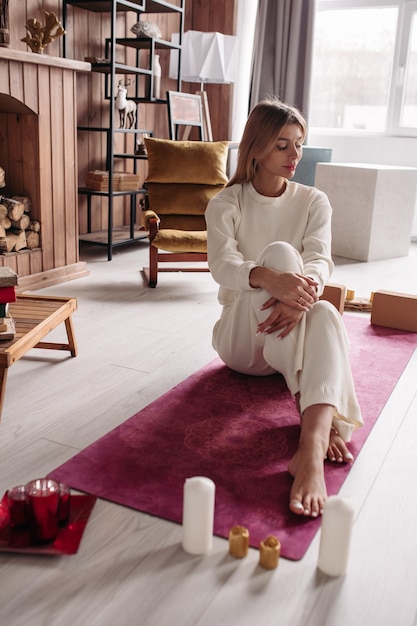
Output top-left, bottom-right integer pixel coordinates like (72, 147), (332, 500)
(206, 188), (259, 292)
(249, 266), (318, 310)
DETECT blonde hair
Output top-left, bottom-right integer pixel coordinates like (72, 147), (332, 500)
(228, 98), (307, 187)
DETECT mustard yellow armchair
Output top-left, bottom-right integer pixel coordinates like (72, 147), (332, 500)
(141, 138), (229, 287)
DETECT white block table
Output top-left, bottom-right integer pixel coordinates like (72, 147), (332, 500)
(315, 163), (417, 261)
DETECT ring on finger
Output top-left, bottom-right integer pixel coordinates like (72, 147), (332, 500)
(297, 296), (303, 303)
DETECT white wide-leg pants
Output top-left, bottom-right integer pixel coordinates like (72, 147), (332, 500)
(212, 242), (363, 441)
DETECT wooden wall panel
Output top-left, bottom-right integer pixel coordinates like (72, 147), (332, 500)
(0, 112), (39, 218)
(0, 59), (8, 92)
(6, 114), (24, 196)
(63, 71), (79, 262)
(28, 249), (43, 275)
(50, 66), (66, 269)
(8, 2), (26, 49)
(22, 63), (39, 113)
(20, 113), (40, 220)
(9, 60), (24, 103)
(0, 50), (89, 287)
(16, 250), (30, 277)
(37, 64), (54, 271)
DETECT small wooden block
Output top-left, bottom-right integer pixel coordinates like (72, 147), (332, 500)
(371, 291), (417, 332)
(320, 284), (346, 314)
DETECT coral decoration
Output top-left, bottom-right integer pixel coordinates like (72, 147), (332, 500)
(21, 11), (65, 54)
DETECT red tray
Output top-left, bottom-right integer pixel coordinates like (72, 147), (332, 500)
(0, 491), (97, 555)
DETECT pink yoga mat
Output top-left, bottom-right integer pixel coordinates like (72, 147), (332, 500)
(49, 315), (417, 560)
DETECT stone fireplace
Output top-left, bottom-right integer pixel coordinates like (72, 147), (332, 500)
(0, 47), (90, 291)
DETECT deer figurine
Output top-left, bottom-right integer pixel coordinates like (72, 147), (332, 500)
(115, 80), (137, 129)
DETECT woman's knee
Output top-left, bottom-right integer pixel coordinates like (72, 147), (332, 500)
(256, 241), (303, 272)
(313, 299), (338, 314)
(307, 300), (344, 331)
(308, 299), (337, 319)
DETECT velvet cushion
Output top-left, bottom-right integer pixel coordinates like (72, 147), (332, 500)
(145, 138), (229, 185)
(141, 210), (206, 232)
(152, 229), (207, 253)
(146, 182), (224, 215)
(141, 209), (159, 230)
(159, 215), (206, 231)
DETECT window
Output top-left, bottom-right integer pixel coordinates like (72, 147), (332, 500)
(310, 0), (417, 136)
(395, 5), (417, 129)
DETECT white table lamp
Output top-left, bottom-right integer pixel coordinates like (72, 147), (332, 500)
(170, 30), (237, 140)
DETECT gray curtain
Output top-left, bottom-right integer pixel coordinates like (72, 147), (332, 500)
(250, 0), (316, 122)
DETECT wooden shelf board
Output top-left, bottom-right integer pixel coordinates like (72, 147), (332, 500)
(79, 227), (148, 245)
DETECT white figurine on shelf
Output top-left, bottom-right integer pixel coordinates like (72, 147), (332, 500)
(115, 80), (137, 129)
(153, 55), (161, 100)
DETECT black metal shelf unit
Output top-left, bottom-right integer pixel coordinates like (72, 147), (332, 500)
(62, 0), (184, 260)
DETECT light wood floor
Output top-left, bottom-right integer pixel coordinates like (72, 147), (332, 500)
(1, 240), (417, 626)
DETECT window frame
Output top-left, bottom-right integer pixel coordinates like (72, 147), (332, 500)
(313, 0), (417, 138)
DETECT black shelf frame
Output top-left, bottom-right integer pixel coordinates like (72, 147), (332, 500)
(62, 0), (184, 260)
(78, 188), (148, 251)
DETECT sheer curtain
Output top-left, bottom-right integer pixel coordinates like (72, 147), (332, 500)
(250, 0), (316, 121)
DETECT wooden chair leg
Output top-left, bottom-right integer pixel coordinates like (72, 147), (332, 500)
(148, 244), (158, 287)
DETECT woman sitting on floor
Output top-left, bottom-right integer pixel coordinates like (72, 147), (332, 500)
(205, 98), (363, 518)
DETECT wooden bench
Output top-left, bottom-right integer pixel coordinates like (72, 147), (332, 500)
(0, 295), (78, 420)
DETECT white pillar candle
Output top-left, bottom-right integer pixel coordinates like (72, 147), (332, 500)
(182, 476), (215, 555)
(317, 496), (354, 576)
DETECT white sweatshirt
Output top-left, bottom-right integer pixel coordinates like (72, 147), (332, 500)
(205, 181), (334, 305)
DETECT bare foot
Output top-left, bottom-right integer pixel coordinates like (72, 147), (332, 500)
(288, 445), (327, 518)
(294, 397), (353, 463)
(327, 427), (354, 463)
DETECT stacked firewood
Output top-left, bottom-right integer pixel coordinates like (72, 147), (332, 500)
(0, 195), (40, 253)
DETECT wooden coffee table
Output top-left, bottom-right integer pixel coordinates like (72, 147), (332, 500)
(0, 295), (78, 420)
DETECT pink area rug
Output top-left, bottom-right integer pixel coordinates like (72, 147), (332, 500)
(48, 315), (417, 560)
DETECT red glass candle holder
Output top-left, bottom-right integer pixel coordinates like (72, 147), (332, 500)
(25, 478), (60, 542)
(7, 485), (29, 528)
(58, 483), (71, 525)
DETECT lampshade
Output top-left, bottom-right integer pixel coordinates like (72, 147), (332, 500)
(170, 30), (238, 86)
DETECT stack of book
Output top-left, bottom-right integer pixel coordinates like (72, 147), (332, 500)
(0, 267), (18, 341)
(85, 170), (141, 191)
(117, 172), (142, 190)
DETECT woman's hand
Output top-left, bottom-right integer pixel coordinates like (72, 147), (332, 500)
(250, 267), (319, 311)
(256, 300), (304, 339)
